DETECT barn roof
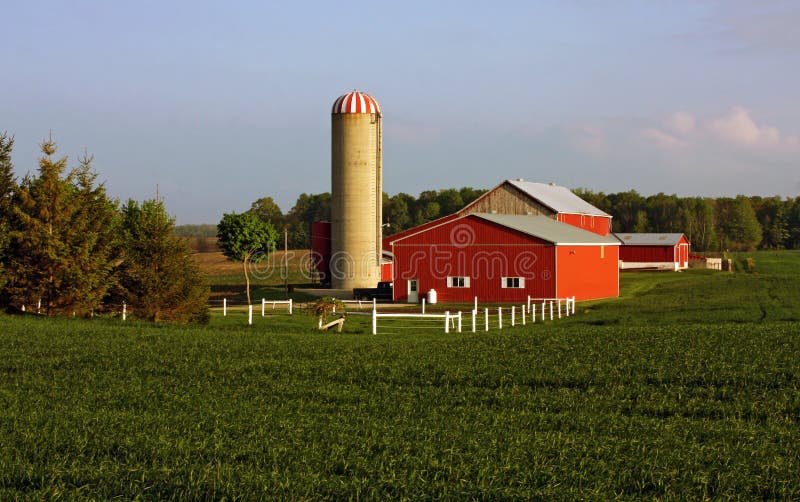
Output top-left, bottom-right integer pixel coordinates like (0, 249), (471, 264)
(505, 180), (611, 217)
(474, 213), (620, 246)
(614, 233), (687, 246)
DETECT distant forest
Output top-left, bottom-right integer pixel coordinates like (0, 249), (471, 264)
(178, 188), (800, 252)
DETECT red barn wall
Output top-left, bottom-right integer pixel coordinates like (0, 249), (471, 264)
(310, 221), (332, 282)
(555, 244), (619, 301)
(619, 245), (674, 263)
(391, 217), (556, 303)
(557, 213), (612, 236)
(381, 262), (393, 282)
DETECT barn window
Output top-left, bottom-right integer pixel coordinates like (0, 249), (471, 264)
(447, 276), (470, 288)
(501, 277), (525, 289)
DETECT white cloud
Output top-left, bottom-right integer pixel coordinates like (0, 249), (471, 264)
(706, 106), (781, 146)
(641, 106), (797, 151)
(640, 128), (687, 149)
(665, 112), (695, 136)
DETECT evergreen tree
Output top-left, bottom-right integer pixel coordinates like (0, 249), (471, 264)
(0, 132), (16, 293)
(118, 199), (209, 323)
(217, 212), (278, 305)
(5, 138), (119, 315)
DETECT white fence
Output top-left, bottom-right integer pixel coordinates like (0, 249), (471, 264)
(359, 295), (579, 335)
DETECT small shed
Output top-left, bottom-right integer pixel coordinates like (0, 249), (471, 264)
(615, 233), (690, 271)
(390, 213), (620, 303)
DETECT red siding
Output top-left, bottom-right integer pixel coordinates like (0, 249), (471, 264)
(311, 221), (332, 283)
(381, 262), (393, 282)
(557, 213), (612, 236)
(619, 245), (675, 263)
(392, 216), (556, 303)
(383, 213), (460, 251)
(556, 245), (619, 301)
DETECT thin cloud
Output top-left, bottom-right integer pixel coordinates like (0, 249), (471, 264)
(706, 106), (781, 146)
(640, 128), (687, 149)
(642, 107), (797, 150)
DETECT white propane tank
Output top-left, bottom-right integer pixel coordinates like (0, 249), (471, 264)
(427, 289), (438, 304)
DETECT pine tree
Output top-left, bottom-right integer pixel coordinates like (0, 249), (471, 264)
(0, 132), (16, 294)
(5, 139), (120, 314)
(118, 199), (209, 323)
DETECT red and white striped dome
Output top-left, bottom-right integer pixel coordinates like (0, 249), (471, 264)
(332, 91), (381, 115)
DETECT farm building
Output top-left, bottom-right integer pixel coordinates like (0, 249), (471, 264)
(382, 179), (614, 252)
(458, 179), (613, 236)
(615, 233), (690, 271)
(389, 213), (620, 303)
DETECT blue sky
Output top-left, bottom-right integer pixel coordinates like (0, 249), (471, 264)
(2, 0), (799, 223)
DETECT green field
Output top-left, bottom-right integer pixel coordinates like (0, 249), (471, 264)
(1, 252), (799, 498)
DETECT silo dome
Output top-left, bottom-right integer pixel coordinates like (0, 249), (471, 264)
(332, 91), (382, 115)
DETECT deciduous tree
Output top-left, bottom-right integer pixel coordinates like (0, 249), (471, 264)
(217, 212), (278, 305)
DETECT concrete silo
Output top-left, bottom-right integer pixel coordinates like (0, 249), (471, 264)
(330, 91), (383, 290)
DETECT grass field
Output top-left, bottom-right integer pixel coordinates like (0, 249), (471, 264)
(1, 251), (799, 498)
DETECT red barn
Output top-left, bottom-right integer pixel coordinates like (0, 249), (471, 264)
(458, 179), (613, 236)
(615, 233), (690, 271)
(390, 213), (620, 303)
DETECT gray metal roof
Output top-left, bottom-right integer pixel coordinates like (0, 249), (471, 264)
(506, 179), (611, 217)
(474, 213), (621, 245)
(614, 233), (686, 246)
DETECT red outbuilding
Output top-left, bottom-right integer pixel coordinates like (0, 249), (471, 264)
(389, 213), (620, 303)
(615, 233), (691, 271)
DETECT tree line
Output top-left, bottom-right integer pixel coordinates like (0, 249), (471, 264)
(229, 186), (798, 253)
(0, 133), (208, 322)
(234, 187), (488, 249)
(574, 189), (800, 252)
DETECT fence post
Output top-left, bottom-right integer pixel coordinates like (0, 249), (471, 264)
(122, 302), (126, 321)
(527, 295), (531, 310)
(565, 298), (570, 317)
(422, 298), (426, 314)
(474, 296), (478, 313)
(558, 299), (562, 319)
(289, 299), (293, 315)
(457, 312), (462, 333)
(532, 303), (536, 323)
(372, 307), (377, 335)
(572, 296), (576, 315)
(485, 308), (489, 332)
(472, 309), (476, 333)
(521, 304), (526, 325)
(444, 311), (450, 334)
(498, 307), (503, 330)
(248, 304), (253, 325)
(223, 298), (227, 317)
(550, 301), (554, 321)
(262, 298), (266, 317)
(541, 302), (545, 321)
(511, 306), (516, 327)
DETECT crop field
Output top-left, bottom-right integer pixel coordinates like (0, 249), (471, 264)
(1, 251), (799, 498)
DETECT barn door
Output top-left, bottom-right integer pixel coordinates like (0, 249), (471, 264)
(408, 279), (419, 303)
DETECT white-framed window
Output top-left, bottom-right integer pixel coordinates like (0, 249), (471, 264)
(501, 277), (525, 289)
(447, 276), (470, 288)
